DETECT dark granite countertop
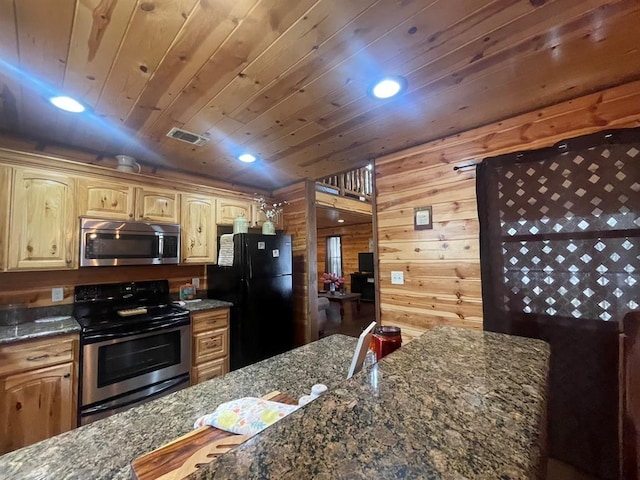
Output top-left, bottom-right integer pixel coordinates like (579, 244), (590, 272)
(0, 298), (231, 345)
(0, 304), (80, 345)
(0, 327), (549, 480)
(182, 299), (233, 312)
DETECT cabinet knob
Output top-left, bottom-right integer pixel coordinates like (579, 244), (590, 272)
(63, 373), (71, 379)
(129, 213), (134, 218)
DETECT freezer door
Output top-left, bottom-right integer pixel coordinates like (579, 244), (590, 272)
(206, 265), (242, 305)
(239, 234), (292, 279)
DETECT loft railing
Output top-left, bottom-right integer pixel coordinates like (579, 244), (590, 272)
(317, 165), (373, 201)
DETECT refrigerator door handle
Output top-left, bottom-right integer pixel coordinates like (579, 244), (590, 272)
(248, 254), (253, 280)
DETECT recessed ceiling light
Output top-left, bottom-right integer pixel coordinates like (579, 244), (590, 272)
(338, 219), (345, 223)
(238, 153), (257, 163)
(370, 76), (406, 99)
(49, 95), (85, 113)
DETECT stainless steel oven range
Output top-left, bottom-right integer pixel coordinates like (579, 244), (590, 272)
(73, 280), (190, 426)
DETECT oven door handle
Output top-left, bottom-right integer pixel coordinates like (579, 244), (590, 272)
(83, 318), (189, 342)
(81, 374), (189, 417)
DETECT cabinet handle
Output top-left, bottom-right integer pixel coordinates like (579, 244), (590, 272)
(129, 213), (134, 218)
(63, 373), (71, 379)
(26, 354), (50, 362)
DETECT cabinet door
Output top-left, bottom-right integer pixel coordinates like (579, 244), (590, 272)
(78, 178), (135, 220)
(181, 194), (216, 263)
(192, 309), (229, 335)
(0, 362), (75, 455)
(0, 166), (10, 271)
(193, 328), (228, 364)
(135, 187), (180, 223)
(250, 204), (283, 230)
(8, 169), (76, 270)
(251, 204), (267, 228)
(191, 358), (227, 385)
(217, 198), (251, 225)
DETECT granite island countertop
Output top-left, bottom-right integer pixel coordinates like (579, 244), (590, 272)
(0, 327), (549, 480)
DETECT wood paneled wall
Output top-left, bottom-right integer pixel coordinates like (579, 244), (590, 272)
(317, 223), (372, 292)
(275, 180), (317, 346)
(375, 80), (640, 340)
(0, 265), (205, 308)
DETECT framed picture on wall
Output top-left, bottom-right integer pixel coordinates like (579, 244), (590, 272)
(414, 206), (433, 230)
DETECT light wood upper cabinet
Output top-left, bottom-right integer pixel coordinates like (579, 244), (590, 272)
(217, 198), (252, 225)
(8, 169), (76, 270)
(135, 187), (180, 223)
(181, 194), (216, 264)
(0, 166), (10, 271)
(77, 179), (136, 220)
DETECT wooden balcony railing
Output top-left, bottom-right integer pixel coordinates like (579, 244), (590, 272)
(317, 165), (373, 201)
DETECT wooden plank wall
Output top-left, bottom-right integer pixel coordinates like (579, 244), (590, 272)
(0, 265), (204, 307)
(317, 223), (372, 292)
(275, 180), (317, 346)
(375, 80), (640, 340)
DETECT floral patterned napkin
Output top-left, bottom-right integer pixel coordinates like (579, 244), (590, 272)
(194, 397), (300, 436)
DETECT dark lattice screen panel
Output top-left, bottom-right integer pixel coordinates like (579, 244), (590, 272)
(497, 143), (639, 323)
(477, 127), (640, 480)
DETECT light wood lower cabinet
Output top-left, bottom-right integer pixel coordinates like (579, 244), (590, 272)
(191, 308), (230, 386)
(192, 357), (226, 385)
(0, 334), (78, 455)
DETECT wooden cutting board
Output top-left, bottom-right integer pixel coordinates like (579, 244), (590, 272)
(131, 391), (297, 480)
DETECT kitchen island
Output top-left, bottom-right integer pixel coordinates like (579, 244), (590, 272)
(0, 327), (549, 479)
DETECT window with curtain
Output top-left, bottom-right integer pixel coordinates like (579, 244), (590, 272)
(326, 236), (342, 276)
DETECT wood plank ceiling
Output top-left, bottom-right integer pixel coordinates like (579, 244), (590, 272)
(0, 0), (639, 191)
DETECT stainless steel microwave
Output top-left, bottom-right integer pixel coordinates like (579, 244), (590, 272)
(79, 218), (180, 267)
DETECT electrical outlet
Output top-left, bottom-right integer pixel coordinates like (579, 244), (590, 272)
(191, 277), (200, 289)
(52, 287), (64, 302)
(390, 271), (404, 285)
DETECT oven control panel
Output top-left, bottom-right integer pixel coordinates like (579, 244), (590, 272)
(74, 281), (170, 303)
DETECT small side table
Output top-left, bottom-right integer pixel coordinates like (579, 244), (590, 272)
(318, 292), (362, 320)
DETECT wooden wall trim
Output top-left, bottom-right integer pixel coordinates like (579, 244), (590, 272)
(305, 180), (319, 343)
(376, 79), (640, 167)
(371, 161), (381, 326)
(274, 181), (314, 345)
(0, 140), (270, 198)
(315, 191), (372, 216)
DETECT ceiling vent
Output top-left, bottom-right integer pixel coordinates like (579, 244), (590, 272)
(166, 127), (209, 146)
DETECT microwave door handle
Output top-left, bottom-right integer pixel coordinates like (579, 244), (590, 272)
(158, 234), (164, 259)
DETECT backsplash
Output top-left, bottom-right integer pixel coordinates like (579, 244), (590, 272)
(0, 264), (205, 308)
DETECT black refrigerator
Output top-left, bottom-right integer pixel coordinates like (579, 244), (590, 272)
(207, 233), (294, 370)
